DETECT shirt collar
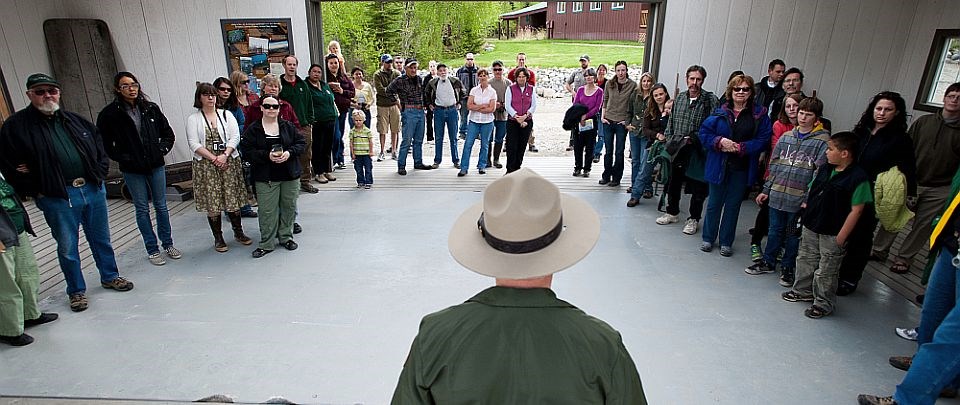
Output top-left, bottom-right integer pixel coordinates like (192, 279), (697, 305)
(467, 286), (575, 308)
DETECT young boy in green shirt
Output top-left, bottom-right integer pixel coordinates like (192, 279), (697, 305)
(782, 131), (872, 318)
(350, 110), (374, 189)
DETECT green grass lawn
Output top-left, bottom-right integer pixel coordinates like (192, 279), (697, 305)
(440, 39), (644, 68)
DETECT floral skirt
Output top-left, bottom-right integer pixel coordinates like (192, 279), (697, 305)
(192, 157), (247, 213)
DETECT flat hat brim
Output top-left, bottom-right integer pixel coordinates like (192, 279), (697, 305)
(448, 194), (600, 279)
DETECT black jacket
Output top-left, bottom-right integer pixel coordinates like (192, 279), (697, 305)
(803, 163), (870, 236)
(754, 76), (785, 115)
(854, 125), (918, 196)
(0, 105), (110, 199)
(563, 104), (590, 131)
(238, 119), (306, 182)
(97, 98), (176, 174)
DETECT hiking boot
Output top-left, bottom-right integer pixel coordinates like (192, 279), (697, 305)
(750, 244), (762, 262)
(888, 355), (912, 371)
(0, 333), (34, 346)
(148, 252), (166, 266)
(781, 290), (814, 302)
(642, 190), (653, 199)
(398, 168), (407, 175)
(24, 313), (58, 327)
(895, 327), (918, 341)
(656, 213), (679, 225)
(719, 246), (733, 257)
(682, 218), (699, 235)
(779, 268), (795, 287)
(300, 182), (319, 193)
(493, 160), (502, 169)
(857, 395), (896, 405)
(69, 293), (88, 312)
(626, 198), (639, 207)
(102, 277), (134, 292)
(377, 152), (384, 162)
(745, 261), (775, 275)
(228, 212), (253, 245)
(165, 246), (183, 259)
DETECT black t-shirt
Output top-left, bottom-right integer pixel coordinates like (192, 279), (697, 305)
(726, 109), (755, 171)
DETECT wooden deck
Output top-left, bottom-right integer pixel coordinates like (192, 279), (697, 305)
(30, 156), (925, 305)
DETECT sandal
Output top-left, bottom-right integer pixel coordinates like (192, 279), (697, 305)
(804, 305), (830, 319)
(890, 259), (910, 274)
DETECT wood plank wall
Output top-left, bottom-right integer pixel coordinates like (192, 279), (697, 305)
(548, 2), (646, 42)
(657, 0), (960, 130)
(0, 0), (310, 164)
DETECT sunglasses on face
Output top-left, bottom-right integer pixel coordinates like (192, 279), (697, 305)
(262, 103), (281, 110)
(31, 88), (60, 96)
(493, 68), (503, 71)
(732, 87), (751, 93)
(241, 80), (250, 84)
(218, 87), (232, 92)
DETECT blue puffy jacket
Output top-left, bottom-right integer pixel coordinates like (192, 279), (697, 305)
(699, 103), (772, 185)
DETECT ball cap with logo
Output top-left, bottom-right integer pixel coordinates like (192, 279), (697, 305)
(448, 168), (600, 279)
(26, 73), (60, 89)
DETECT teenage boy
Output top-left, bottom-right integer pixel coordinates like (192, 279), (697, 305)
(781, 131), (871, 319)
(747, 98), (830, 286)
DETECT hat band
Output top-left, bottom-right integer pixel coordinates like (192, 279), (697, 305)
(477, 213), (563, 254)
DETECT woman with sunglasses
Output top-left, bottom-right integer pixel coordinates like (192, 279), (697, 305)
(698, 74), (772, 257)
(836, 91), (917, 295)
(239, 95), (305, 258)
(186, 83), (252, 253)
(215, 76), (258, 218)
(96, 72), (180, 266)
(230, 71), (258, 118)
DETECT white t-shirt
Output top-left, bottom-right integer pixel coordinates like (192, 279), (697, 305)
(468, 85), (498, 124)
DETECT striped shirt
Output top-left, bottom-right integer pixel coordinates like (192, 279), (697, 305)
(351, 126), (373, 155)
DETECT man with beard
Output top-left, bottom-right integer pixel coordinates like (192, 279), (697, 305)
(0, 73), (134, 313)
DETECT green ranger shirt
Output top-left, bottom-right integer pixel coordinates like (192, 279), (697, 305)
(278, 75), (315, 126)
(0, 178), (26, 233)
(46, 115), (86, 181)
(392, 286), (647, 404)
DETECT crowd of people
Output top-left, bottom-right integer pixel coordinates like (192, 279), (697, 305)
(1, 38), (960, 405)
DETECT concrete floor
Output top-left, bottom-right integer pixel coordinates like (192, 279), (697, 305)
(0, 189), (949, 404)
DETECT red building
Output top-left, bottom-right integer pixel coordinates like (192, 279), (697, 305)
(547, 2), (649, 42)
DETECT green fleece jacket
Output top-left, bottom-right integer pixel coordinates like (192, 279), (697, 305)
(910, 111), (960, 187)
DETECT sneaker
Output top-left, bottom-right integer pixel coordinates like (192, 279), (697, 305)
(281, 240), (299, 251)
(165, 246), (183, 259)
(682, 219), (699, 235)
(102, 277), (134, 291)
(0, 333), (34, 346)
(363, 184), (372, 189)
(626, 198), (639, 207)
(377, 152), (384, 162)
(781, 290), (813, 302)
(750, 244), (762, 262)
(478, 169), (486, 175)
(745, 261), (775, 275)
(804, 305), (830, 319)
(656, 213), (679, 225)
(895, 327), (918, 341)
(148, 253), (166, 266)
(336, 163), (347, 170)
(582, 170), (590, 177)
(251, 248), (273, 258)
(778, 269), (795, 287)
(719, 246), (733, 257)
(856, 395), (896, 405)
(592, 156), (601, 163)
(888, 355), (912, 371)
(431, 163), (439, 169)
(69, 293), (88, 312)
(573, 169), (582, 177)
(565, 145), (573, 151)
(356, 184), (363, 189)
(528, 145), (539, 152)
(836, 280), (857, 296)
(453, 162), (461, 169)
(699, 242), (713, 252)
(398, 168), (407, 175)
(24, 313), (58, 327)
(391, 152), (397, 160)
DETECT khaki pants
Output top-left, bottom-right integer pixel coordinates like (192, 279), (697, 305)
(872, 184), (951, 264)
(793, 227), (846, 314)
(298, 124), (313, 183)
(377, 105), (401, 139)
(0, 232), (40, 336)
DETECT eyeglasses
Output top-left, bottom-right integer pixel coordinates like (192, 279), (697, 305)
(30, 87), (60, 96)
(262, 103), (281, 110)
(119, 83), (140, 90)
(218, 87), (232, 92)
(202, 93), (217, 98)
(945, 94), (960, 101)
(732, 87), (751, 93)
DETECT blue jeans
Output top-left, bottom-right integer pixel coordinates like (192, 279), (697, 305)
(458, 101), (469, 136)
(493, 120), (507, 144)
(593, 120), (605, 157)
(35, 183), (121, 295)
(602, 122), (628, 182)
(122, 167), (173, 255)
(353, 155), (373, 185)
(629, 135), (650, 199)
(702, 170), (749, 247)
(335, 110), (349, 164)
(433, 106), (460, 165)
(896, 248), (960, 404)
(460, 121), (493, 173)
(764, 208), (800, 269)
(399, 109), (426, 168)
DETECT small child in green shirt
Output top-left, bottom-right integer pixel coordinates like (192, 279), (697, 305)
(349, 109), (374, 189)
(782, 131), (873, 318)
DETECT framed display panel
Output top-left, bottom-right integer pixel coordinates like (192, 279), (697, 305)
(221, 18), (294, 95)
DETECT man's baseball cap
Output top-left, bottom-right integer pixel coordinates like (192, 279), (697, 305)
(405, 58), (419, 67)
(26, 73), (60, 89)
(579, 55), (590, 62)
(380, 54), (393, 64)
(465, 53), (475, 60)
(492, 60), (504, 67)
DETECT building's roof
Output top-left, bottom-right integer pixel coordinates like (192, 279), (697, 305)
(499, 2), (547, 19)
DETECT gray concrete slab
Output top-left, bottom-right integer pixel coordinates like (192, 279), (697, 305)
(0, 189), (950, 404)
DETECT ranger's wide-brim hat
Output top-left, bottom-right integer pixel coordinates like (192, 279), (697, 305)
(448, 168), (600, 279)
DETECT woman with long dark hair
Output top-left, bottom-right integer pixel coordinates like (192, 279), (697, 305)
(571, 68), (603, 178)
(214, 77), (244, 133)
(627, 83), (671, 206)
(837, 91), (916, 295)
(307, 63), (340, 184)
(698, 74), (772, 257)
(96, 72), (179, 265)
(592, 63), (609, 163)
(325, 53), (356, 169)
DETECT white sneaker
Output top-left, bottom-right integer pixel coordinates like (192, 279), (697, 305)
(656, 213), (679, 225)
(148, 253), (166, 266)
(682, 218), (699, 235)
(164, 246), (183, 259)
(895, 327), (918, 341)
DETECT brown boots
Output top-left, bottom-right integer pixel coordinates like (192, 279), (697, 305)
(207, 212), (252, 252)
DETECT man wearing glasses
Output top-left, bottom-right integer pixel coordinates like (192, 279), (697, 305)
(456, 53), (479, 140)
(0, 73), (134, 313)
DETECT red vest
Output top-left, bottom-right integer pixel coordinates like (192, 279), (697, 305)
(509, 85), (533, 116)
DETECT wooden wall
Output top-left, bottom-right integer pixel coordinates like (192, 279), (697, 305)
(0, 0), (310, 164)
(548, 2), (647, 42)
(656, 0), (960, 130)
